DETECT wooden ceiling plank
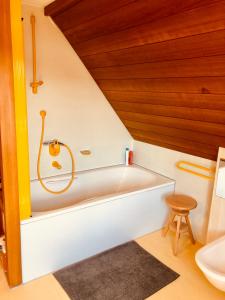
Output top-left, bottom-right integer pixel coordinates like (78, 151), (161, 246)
(132, 135), (216, 161)
(97, 77), (225, 94)
(52, 0), (136, 31)
(117, 111), (225, 138)
(74, 1), (225, 56)
(90, 55), (225, 80)
(110, 101), (225, 125)
(130, 129), (216, 155)
(46, 0), (225, 161)
(82, 29), (225, 69)
(124, 120), (225, 147)
(64, 0), (219, 44)
(105, 91), (225, 111)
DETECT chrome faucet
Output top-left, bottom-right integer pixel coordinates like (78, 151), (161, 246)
(43, 139), (64, 146)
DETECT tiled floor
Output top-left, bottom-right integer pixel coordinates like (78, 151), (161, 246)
(0, 230), (224, 300)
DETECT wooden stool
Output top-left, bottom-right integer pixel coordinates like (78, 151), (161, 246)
(163, 194), (197, 255)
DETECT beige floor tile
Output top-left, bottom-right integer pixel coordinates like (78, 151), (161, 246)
(137, 231), (225, 300)
(0, 270), (69, 300)
(0, 230), (224, 299)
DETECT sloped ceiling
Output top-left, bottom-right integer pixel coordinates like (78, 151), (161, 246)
(45, 0), (225, 161)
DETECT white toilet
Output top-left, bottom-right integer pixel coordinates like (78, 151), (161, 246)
(195, 235), (225, 292)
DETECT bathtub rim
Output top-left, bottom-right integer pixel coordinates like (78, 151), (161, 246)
(30, 163), (173, 183)
(23, 164), (175, 225)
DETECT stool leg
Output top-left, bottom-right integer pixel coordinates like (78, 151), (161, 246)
(174, 215), (181, 255)
(163, 210), (175, 237)
(185, 215), (195, 244)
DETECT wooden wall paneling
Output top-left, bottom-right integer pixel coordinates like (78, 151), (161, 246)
(0, 195), (3, 237)
(74, 1), (225, 56)
(104, 91), (225, 110)
(131, 135), (216, 161)
(62, 0), (219, 44)
(97, 77), (225, 94)
(46, 0), (136, 30)
(46, 0), (225, 161)
(117, 111), (225, 138)
(130, 129), (217, 157)
(110, 101), (225, 124)
(90, 55), (225, 79)
(0, 0), (22, 286)
(82, 29), (225, 69)
(0, 136), (3, 237)
(123, 120), (225, 147)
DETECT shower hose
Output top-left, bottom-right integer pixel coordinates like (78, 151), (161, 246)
(37, 110), (75, 194)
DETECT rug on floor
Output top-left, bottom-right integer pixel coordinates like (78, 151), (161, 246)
(54, 241), (179, 300)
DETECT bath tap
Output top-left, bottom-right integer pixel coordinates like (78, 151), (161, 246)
(43, 140), (54, 145)
(43, 139), (64, 146)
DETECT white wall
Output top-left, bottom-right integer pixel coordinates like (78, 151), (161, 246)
(23, 0), (52, 7)
(134, 141), (216, 244)
(22, 5), (132, 180)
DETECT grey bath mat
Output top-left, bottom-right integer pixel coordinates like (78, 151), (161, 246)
(54, 241), (179, 300)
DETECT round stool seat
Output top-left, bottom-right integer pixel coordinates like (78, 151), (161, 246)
(165, 194), (197, 211)
(163, 193), (197, 255)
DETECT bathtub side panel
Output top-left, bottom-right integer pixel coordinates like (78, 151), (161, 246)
(21, 184), (174, 282)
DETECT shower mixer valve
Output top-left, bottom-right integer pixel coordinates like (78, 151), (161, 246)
(44, 140), (63, 169)
(43, 139), (64, 156)
(49, 140), (60, 156)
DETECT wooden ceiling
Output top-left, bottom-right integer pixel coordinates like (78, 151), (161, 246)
(45, 0), (225, 161)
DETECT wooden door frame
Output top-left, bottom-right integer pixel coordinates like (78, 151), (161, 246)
(0, 0), (22, 286)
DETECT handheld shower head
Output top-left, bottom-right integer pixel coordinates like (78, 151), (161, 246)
(40, 110), (46, 118)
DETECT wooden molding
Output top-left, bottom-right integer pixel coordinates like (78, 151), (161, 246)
(0, 0), (22, 287)
(207, 147), (225, 242)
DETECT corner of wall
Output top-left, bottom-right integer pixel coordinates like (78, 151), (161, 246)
(133, 140), (215, 244)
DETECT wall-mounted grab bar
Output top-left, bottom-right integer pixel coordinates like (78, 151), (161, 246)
(30, 15), (43, 94)
(176, 160), (215, 180)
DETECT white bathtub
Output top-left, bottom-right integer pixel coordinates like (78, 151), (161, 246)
(21, 165), (175, 282)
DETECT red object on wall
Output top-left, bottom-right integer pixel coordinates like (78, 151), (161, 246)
(129, 150), (133, 165)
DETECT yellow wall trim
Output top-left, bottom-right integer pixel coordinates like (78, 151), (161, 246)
(10, 0), (31, 220)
